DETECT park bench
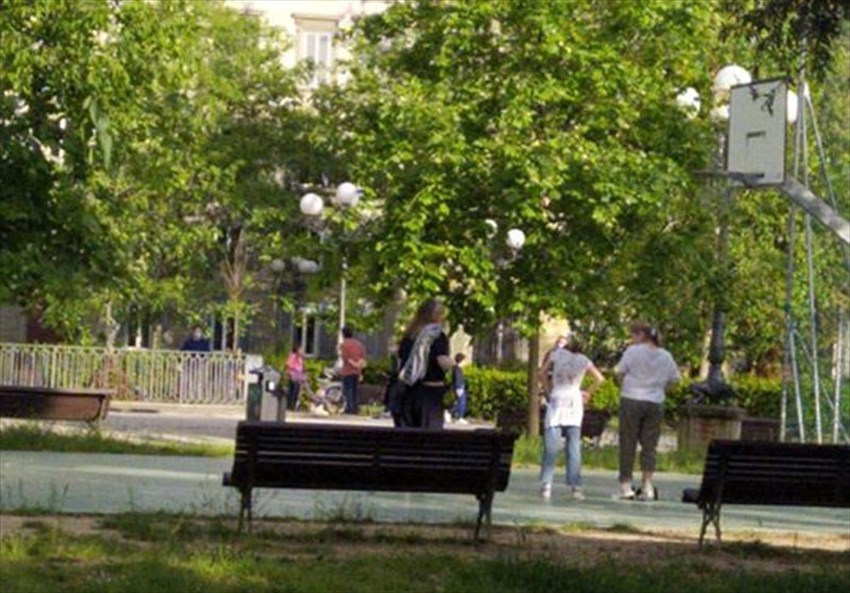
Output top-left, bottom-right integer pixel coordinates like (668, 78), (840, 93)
(0, 385), (112, 424)
(222, 422), (517, 539)
(682, 439), (850, 547)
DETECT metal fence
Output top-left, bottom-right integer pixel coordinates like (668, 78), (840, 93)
(0, 343), (248, 404)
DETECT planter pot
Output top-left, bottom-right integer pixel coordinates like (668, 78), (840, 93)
(741, 417), (781, 442)
(677, 404), (746, 451)
(357, 383), (385, 407)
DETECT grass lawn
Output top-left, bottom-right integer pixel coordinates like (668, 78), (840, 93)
(1, 423), (706, 473)
(0, 424), (233, 458)
(1, 513), (847, 593)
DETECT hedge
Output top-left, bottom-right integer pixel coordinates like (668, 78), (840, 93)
(461, 367), (783, 422)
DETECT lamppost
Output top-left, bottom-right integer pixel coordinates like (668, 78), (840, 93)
(300, 182), (362, 343)
(488, 219), (526, 363)
(680, 65), (797, 402)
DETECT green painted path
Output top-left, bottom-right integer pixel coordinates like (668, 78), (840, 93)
(1, 451), (847, 537)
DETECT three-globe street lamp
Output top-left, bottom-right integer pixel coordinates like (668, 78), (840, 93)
(300, 182), (363, 343)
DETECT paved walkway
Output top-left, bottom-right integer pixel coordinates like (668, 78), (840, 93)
(1, 451), (847, 536)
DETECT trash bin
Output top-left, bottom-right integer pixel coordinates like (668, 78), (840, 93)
(247, 366), (284, 422)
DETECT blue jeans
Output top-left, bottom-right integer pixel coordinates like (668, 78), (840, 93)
(453, 387), (467, 419)
(342, 375), (359, 414)
(540, 425), (582, 488)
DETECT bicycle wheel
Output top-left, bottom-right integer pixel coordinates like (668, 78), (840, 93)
(323, 385), (345, 415)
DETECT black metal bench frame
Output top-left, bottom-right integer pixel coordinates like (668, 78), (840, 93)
(223, 422), (517, 540)
(683, 439), (850, 547)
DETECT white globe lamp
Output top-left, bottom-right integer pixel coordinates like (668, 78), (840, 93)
(270, 258), (286, 273)
(506, 228), (526, 251)
(300, 193), (324, 217)
(712, 64), (752, 96)
(336, 182), (361, 207)
(786, 89), (799, 125)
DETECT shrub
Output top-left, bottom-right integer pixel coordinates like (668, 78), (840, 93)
(731, 375), (782, 418)
(465, 367), (527, 421)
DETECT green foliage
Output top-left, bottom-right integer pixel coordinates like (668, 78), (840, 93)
(311, 0), (728, 348)
(0, 0), (306, 345)
(464, 366), (527, 420)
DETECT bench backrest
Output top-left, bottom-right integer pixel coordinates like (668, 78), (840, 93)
(697, 440), (850, 507)
(229, 422), (517, 496)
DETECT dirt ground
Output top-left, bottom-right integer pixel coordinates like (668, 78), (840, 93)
(2, 513), (847, 575)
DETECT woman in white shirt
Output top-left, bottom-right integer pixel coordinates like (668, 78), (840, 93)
(614, 323), (681, 500)
(538, 334), (605, 500)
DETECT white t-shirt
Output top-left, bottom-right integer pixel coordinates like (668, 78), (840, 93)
(615, 343), (681, 404)
(545, 349), (591, 428)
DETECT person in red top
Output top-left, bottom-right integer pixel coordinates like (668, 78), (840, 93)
(285, 343), (306, 411)
(339, 326), (367, 414)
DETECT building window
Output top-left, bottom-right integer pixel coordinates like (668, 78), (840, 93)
(295, 17), (337, 87)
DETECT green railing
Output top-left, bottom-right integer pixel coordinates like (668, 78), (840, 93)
(0, 343), (247, 404)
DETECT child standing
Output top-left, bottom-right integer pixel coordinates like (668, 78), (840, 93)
(452, 353), (468, 424)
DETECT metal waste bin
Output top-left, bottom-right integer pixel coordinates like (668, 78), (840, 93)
(246, 365), (284, 422)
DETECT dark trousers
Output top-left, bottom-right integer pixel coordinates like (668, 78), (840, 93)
(286, 380), (301, 411)
(618, 397), (664, 482)
(342, 375), (359, 414)
(401, 384), (446, 429)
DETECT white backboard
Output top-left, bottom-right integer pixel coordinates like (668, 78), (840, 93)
(727, 79), (788, 186)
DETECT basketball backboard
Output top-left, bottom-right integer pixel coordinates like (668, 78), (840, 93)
(727, 79), (788, 186)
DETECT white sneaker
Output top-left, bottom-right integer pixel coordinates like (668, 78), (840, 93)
(571, 488), (586, 501)
(457, 418), (469, 425)
(613, 486), (636, 500)
(540, 483), (552, 500)
(637, 485), (657, 501)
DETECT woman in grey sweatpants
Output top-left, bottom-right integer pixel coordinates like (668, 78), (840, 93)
(614, 323), (681, 500)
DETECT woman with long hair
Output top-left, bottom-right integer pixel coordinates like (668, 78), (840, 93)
(396, 299), (453, 428)
(538, 333), (604, 500)
(614, 322), (681, 500)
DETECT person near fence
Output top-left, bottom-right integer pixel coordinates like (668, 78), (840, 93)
(181, 326), (211, 352)
(339, 326), (367, 415)
(397, 299), (452, 429)
(537, 333), (605, 501)
(285, 343), (306, 411)
(450, 353), (469, 424)
(614, 322), (681, 501)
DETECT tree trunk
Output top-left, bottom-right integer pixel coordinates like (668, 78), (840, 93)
(526, 331), (540, 435)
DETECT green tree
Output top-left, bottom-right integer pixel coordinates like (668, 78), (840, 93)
(1, 0), (304, 347)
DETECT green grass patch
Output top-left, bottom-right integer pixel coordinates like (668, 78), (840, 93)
(0, 424), (233, 457)
(2, 515), (847, 593)
(512, 434), (706, 474)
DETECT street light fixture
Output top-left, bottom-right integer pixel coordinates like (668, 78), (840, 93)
(300, 193), (324, 217)
(300, 181), (362, 342)
(506, 228), (526, 251)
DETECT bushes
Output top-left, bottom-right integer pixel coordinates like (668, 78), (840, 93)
(462, 365), (783, 424)
(465, 367), (527, 421)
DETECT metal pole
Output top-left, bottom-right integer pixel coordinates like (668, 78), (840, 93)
(707, 129), (731, 384)
(799, 90), (824, 444)
(339, 256), (347, 344)
(806, 89), (850, 444)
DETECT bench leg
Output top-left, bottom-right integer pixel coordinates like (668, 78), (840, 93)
(238, 488), (253, 533)
(474, 493), (494, 542)
(699, 503), (722, 548)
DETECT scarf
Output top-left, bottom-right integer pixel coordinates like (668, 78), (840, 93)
(398, 323), (443, 386)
